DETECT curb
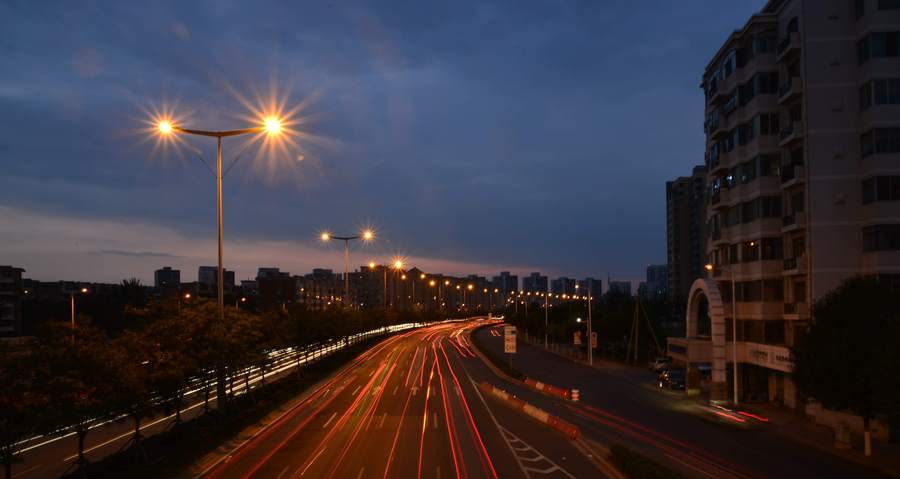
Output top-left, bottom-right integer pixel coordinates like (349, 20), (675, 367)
(524, 378), (578, 402)
(478, 381), (580, 440)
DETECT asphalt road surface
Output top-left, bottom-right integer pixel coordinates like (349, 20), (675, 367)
(475, 324), (889, 479)
(204, 321), (607, 479)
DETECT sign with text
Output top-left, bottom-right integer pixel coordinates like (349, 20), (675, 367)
(573, 331), (582, 345)
(504, 326), (517, 354)
(591, 332), (598, 348)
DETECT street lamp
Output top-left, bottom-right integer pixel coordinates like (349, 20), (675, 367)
(706, 262), (739, 404)
(319, 229), (375, 307)
(155, 115), (284, 324)
(70, 287), (89, 341)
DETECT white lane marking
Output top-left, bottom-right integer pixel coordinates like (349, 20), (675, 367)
(275, 465), (291, 479)
(466, 374), (576, 479)
(664, 453), (720, 479)
(392, 385), (399, 396)
(356, 467), (365, 479)
(433, 412), (438, 429)
(378, 412), (388, 429)
(299, 446), (327, 476)
(323, 412), (338, 428)
(351, 385), (361, 396)
(436, 465), (441, 479)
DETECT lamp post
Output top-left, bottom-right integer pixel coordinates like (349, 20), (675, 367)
(706, 262), (739, 404)
(544, 288), (549, 349)
(70, 287), (88, 342)
(320, 229), (375, 307)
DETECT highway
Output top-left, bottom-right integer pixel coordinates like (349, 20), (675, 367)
(474, 324), (890, 479)
(203, 321), (606, 479)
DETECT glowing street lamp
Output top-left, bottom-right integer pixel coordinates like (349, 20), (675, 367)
(70, 287), (89, 341)
(319, 229), (376, 307)
(154, 114), (285, 325)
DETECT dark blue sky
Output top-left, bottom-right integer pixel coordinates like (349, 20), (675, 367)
(0, 1), (764, 284)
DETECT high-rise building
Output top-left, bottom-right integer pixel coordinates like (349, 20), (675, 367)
(607, 281), (632, 296)
(670, 0), (900, 410)
(522, 272), (548, 293)
(667, 166), (707, 306)
(154, 266), (180, 296)
(491, 272), (519, 295)
(643, 265), (667, 302)
(0, 266), (25, 336)
(550, 277), (575, 295)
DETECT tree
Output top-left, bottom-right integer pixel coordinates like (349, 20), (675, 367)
(31, 320), (123, 470)
(793, 277), (900, 456)
(0, 343), (48, 479)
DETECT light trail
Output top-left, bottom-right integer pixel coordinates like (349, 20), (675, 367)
(417, 359), (437, 479)
(434, 341), (465, 479)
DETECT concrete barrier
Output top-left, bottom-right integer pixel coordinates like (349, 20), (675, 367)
(524, 378), (577, 401)
(479, 382), (580, 440)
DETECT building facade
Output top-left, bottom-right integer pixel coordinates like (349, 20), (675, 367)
(0, 266), (25, 336)
(666, 166), (707, 306)
(521, 272), (548, 293)
(153, 266), (180, 297)
(669, 0), (900, 409)
(643, 265), (668, 302)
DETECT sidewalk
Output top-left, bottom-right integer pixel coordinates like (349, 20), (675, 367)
(520, 334), (900, 478)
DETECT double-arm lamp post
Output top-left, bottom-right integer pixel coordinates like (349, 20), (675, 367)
(320, 230), (374, 307)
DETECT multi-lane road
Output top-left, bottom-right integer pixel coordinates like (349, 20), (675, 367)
(202, 321), (605, 479)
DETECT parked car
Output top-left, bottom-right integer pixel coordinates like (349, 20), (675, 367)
(648, 356), (672, 372)
(658, 369), (685, 389)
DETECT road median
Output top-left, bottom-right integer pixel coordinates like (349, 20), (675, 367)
(477, 381), (580, 440)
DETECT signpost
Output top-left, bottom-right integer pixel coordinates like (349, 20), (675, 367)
(504, 325), (516, 367)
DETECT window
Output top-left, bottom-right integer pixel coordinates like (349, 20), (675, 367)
(723, 51), (737, 78)
(863, 224), (900, 251)
(753, 35), (777, 55)
(761, 238), (783, 260)
(758, 113), (780, 135)
(860, 82), (873, 110)
(742, 198), (760, 222)
(756, 72), (779, 95)
(740, 158), (758, 184)
(763, 280), (784, 302)
(737, 281), (762, 302)
(729, 244), (739, 264)
(791, 191), (804, 213)
(761, 196), (782, 217)
(863, 176), (900, 204)
(880, 0), (900, 9)
(760, 155), (781, 176)
(861, 79), (900, 107)
(742, 241), (760, 262)
(857, 32), (900, 64)
(861, 128), (900, 157)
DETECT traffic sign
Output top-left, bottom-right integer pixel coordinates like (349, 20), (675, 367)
(573, 331), (581, 345)
(504, 326), (517, 354)
(591, 332), (598, 348)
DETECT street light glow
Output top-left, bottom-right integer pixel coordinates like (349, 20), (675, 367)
(264, 116), (282, 135)
(320, 232), (331, 241)
(369, 261), (376, 269)
(157, 120), (173, 135)
(362, 229), (374, 241)
(393, 259), (404, 269)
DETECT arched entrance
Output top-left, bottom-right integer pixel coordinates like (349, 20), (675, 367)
(686, 278), (727, 400)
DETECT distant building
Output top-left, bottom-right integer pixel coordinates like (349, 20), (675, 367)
(258, 275), (297, 311)
(257, 267), (289, 279)
(0, 266), (25, 336)
(154, 267), (180, 296)
(642, 265), (667, 301)
(579, 278), (602, 299)
(550, 277), (575, 295)
(492, 272), (519, 295)
(607, 281), (632, 296)
(522, 272), (548, 293)
(666, 165), (707, 306)
(198, 266), (235, 298)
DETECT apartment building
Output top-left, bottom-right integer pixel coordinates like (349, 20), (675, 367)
(666, 166), (707, 307)
(668, 0), (900, 408)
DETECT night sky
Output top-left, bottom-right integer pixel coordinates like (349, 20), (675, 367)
(0, 1), (764, 285)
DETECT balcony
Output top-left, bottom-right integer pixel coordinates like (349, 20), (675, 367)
(777, 77), (802, 105)
(708, 119), (728, 141)
(710, 190), (721, 206)
(779, 121), (804, 147)
(782, 255), (807, 275)
(776, 32), (801, 62)
(784, 302), (810, 320)
(780, 164), (805, 188)
(782, 212), (806, 232)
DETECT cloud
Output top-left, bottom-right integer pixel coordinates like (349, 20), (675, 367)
(0, 205), (537, 283)
(91, 249), (181, 258)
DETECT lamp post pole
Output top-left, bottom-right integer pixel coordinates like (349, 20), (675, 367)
(731, 266), (738, 405)
(545, 288), (549, 349)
